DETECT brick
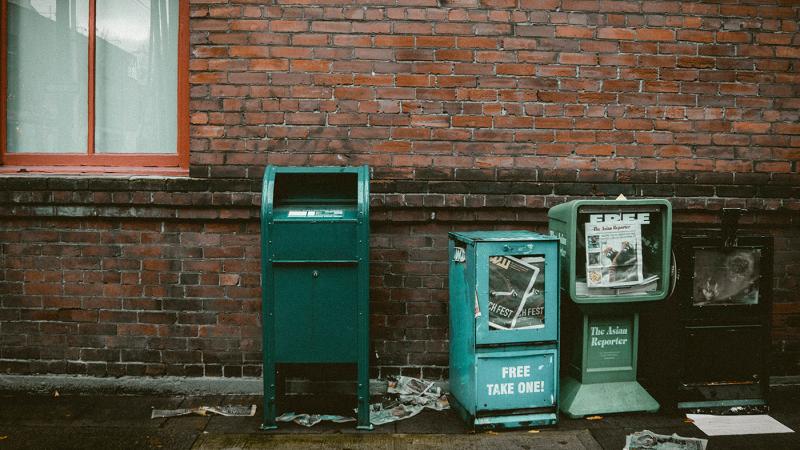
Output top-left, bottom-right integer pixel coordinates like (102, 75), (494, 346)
(228, 46), (269, 58)
(249, 59), (288, 71)
(556, 26), (594, 38)
(717, 31), (751, 43)
(456, 37), (498, 49)
(719, 83), (758, 96)
(535, 117), (572, 129)
(677, 30), (714, 43)
(497, 64), (536, 76)
(597, 27), (635, 40)
(733, 122), (770, 134)
(636, 29), (676, 41)
(311, 21), (351, 33)
(615, 119), (653, 130)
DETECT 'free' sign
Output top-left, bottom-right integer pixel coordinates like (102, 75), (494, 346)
(486, 365), (545, 396)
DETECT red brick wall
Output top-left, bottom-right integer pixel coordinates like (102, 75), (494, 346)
(2, 0), (800, 378)
(0, 215), (263, 377)
(190, 0), (800, 184)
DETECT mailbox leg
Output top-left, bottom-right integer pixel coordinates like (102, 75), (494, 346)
(260, 356), (277, 430)
(356, 361), (372, 430)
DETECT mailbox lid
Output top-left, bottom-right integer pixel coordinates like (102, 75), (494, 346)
(262, 165), (369, 223)
(263, 165), (368, 262)
(475, 348), (557, 412)
(549, 199), (672, 304)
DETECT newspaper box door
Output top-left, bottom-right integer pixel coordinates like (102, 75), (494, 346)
(475, 240), (559, 346)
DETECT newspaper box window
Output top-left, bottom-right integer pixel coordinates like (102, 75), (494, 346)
(449, 231), (560, 429)
(260, 166), (372, 430)
(692, 248), (760, 307)
(565, 205), (669, 301)
(488, 255), (546, 331)
(548, 198), (672, 418)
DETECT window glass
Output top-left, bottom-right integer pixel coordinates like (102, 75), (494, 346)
(576, 206), (664, 297)
(488, 255), (545, 331)
(692, 248), (761, 306)
(95, 0), (178, 153)
(7, 0), (89, 153)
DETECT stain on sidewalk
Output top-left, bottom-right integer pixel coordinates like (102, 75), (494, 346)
(192, 430), (602, 450)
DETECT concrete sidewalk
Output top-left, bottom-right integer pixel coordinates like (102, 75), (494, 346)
(0, 387), (798, 449)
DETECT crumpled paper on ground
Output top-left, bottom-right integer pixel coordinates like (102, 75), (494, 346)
(624, 430), (707, 450)
(273, 376), (450, 427)
(151, 405), (256, 419)
(276, 412), (356, 427)
(369, 376), (450, 426)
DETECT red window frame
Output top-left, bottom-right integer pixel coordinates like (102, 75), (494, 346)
(0, 0), (189, 174)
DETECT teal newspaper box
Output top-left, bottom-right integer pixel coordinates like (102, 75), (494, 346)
(448, 231), (559, 429)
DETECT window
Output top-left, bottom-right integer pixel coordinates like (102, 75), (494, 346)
(1, 0), (188, 173)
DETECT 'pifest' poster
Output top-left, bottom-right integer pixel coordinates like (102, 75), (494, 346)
(488, 256), (545, 330)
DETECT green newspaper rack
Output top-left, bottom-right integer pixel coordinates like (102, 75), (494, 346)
(549, 198), (672, 418)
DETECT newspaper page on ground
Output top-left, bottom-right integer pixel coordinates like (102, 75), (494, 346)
(487, 255), (545, 330)
(276, 412), (355, 427)
(585, 220), (643, 288)
(624, 430), (707, 450)
(151, 405), (256, 419)
(686, 414), (794, 436)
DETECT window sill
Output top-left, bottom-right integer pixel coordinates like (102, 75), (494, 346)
(0, 165), (189, 177)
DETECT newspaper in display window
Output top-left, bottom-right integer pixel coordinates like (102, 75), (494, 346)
(488, 255), (545, 330)
(585, 221), (644, 288)
(692, 248), (760, 306)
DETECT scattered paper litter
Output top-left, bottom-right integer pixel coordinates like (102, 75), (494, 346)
(623, 430), (707, 450)
(686, 414), (794, 436)
(151, 405), (256, 419)
(270, 376), (450, 427)
(276, 412), (356, 427)
(367, 376), (450, 425)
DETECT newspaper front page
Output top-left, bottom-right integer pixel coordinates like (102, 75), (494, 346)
(585, 221), (644, 288)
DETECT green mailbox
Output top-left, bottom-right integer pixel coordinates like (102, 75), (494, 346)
(549, 198), (671, 418)
(260, 166), (371, 430)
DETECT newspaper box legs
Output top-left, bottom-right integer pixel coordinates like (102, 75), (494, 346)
(260, 166), (372, 430)
(448, 231), (560, 429)
(559, 311), (658, 418)
(549, 198), (672, 418)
